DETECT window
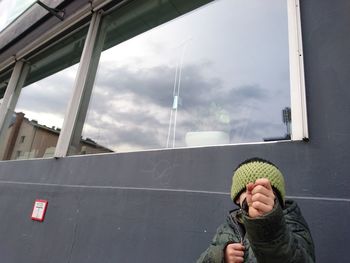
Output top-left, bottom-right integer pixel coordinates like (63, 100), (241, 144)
(15, 150), (21, 159)
(0, 0), (308, 159)
(0, 68), (12, 159)
(68, 0), (292, 155)
(0, 24), (89, 160)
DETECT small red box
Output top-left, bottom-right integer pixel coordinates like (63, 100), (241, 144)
(31, 199), (48, 222)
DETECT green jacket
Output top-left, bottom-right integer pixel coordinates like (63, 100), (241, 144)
(196, 200), (315, 263)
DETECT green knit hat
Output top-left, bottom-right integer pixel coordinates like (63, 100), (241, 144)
(231, 158), (285, 203)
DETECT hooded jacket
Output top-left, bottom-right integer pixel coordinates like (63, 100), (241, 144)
(196, 200), (315, 263)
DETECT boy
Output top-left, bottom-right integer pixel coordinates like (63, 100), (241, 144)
(196, 158), (315, 263)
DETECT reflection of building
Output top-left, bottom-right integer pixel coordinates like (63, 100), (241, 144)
(263, 107), (292, 142)
(1, 112), (112, 160)
(282, 107), (292, 137)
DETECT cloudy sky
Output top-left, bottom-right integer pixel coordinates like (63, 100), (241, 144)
(14, 0), (291, 154)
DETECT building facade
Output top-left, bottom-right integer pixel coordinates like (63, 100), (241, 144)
(0, 0), (349, 262)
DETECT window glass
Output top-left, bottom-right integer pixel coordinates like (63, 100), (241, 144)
(0, 25), (89, 160)
(0, 69), (11, 158)
(0, 0), (37, 32)
(72, 0), (291, 154)
(0, 65), (77, 160)
(0, 67), (12, 98)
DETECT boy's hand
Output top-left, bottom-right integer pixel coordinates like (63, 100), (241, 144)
(225, 243), (245, 263)
(246, 178), (275, 218)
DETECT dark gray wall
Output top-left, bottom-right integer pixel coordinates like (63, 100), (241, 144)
(0, 0), (350, 262)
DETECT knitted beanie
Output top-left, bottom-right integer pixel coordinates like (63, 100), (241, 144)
(231, 159), (285, 203)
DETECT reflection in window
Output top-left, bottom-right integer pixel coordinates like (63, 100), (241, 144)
(74, 0), (291, 154)
(0, 23), (98, 160)
(0, 0), (37, 32)
(0, 66), (112, 160)
(0, 71), (10, 159)
(0, 66), (77, 160)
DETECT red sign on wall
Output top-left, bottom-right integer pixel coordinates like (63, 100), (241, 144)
(31, 200), (48, 222)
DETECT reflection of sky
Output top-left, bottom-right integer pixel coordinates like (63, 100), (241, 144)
(15, 64), (78, 129)
(10, 0), (291, 153)
(0, 0), (37, 32)
(82, 0), (291, 152)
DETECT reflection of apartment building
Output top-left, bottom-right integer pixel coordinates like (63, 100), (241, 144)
(1, 112), (112, 160)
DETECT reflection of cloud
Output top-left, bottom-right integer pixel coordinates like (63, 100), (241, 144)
(96, 63), (267, 112)
(14, 65), (77, 128)
(230, 85), (266, 100)
(82, 62), (287, 151)
(14, 110), (64, 130)
(115, 126), (161, 149)
(230, 119), (284, 143)
(11, 0), (290, 152)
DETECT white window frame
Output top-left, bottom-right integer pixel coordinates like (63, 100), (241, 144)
(287, 0), (308, 140)
(54, 11), (104, 157)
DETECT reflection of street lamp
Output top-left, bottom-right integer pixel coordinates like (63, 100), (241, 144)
(282, 107), (291, 137)
(166, 38), (191, 148)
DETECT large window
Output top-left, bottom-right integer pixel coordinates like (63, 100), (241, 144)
(0, 0), (307, 159)
(69, 0), (291, 155)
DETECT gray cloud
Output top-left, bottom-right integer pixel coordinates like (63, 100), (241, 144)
(13, 56), (288, 152)
(230, 85), (267, 101)
(16, 67), (76, 117)
(81, 62), (288, 151)
(12, 0), (291, 152)
(96, 62), (268, 113)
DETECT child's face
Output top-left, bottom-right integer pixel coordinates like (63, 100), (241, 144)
(236, 191), (247, 207)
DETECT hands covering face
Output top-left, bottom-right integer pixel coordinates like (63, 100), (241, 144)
(244, 178), (276, 218)
(226, 178), (276, 262)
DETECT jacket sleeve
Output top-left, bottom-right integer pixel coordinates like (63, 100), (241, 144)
(196, 244), (225, 263)
(243, 202), (315, 263)
(196, 223), (238, 263)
